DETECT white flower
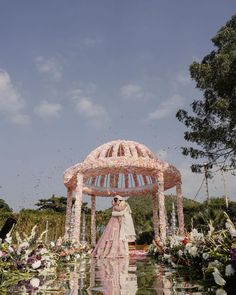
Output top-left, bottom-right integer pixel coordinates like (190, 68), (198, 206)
(171, 262), (177, 268)
(225, 264), (235, 277)
(43, 255), (51, 261)
(163, 254), (171, 259)
(8, 246), (14, 253)
(185, 242), (192, 250)
(30, 277), (40, 288)
(202, 253), (209, 260)
(39, 248), (48, 255)
(75, 254), (81, 259)
(28, 225), (37, 241)
(216, 289), (227, 295)
(45, 261), (51, 268)
(5, 234), (12, 244)
(32, 260), (41, 269)
(225, 221), (236, 237)
(177, 250), (183, 257)
(19, 241), (29, 249)
(56, 237), (62, 246)
(213, 268), (226, 286)
(189, 228), (204, 242)
(169, 236), (181, 248)
(207, 224), (215, 237)
(15, 232), (22, 244)
(188, 246), (198, 257)
(50, 241), (55, 247)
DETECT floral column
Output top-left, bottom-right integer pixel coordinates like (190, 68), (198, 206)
(91, 194), (96, 247)
(158, 171), (166, 243)
(73, 173), (83, 244)
(152, 192), (159, 240)
(65, 188), (73, 239)
(176, 181), (185, 236)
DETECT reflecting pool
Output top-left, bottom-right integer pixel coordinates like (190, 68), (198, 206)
(9, 257), (219, 294)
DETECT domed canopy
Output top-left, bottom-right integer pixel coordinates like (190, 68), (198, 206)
(64, 140), (181, 197)
(64, 140), (184, 244)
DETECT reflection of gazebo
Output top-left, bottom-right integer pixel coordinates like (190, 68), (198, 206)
(64, 140), (184, 245)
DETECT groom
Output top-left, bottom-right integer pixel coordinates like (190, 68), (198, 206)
(111, 195), (136, 243)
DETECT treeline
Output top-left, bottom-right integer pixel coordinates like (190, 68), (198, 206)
(1, 195), (236, 244)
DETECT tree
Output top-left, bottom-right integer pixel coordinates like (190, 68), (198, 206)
(0, 198), (12, 212)
(176, 14), (236, 172)
(35, 194), (90, 213)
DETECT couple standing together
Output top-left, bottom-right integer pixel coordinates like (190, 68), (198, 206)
(92, 195), (136, 258)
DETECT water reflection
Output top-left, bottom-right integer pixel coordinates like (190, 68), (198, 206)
(89, 258), (138, 295)
(8, 257), (217, 294)
(86, 257), (208, 295)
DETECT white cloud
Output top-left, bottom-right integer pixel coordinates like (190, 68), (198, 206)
(0, 69), (30, 125)
(148, 94), (184, 120)
(76, 97), (107, 118)
(121, 84), (147, 101)
(34, 100), (62, 118)
(71, 88), (109, 127)
(35, 56), (63, 81)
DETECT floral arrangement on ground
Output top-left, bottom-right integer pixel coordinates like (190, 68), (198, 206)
(149, 212), (236, 294)
(0, 226), (92, 293)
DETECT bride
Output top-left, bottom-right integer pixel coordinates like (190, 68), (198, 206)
(92, 195), (136, 258)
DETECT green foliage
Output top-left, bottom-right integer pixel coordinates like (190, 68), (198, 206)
(176, 14), (236, 171)
(35, 195), (69, 213)
(0, 198), (12, 212)
(0, 210), (65, 243)
(35, 194), (90, 214)
(191, 197), (236, 232)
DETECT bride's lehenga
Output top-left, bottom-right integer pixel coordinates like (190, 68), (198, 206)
(92, 205), (128, 258)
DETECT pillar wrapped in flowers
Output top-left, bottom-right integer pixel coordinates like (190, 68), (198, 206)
(65, 188), (73, 239)
(91, 194), (96, 247)
(73, 173), (83, 243)
(158, 171), (166, 243)
(176, 182), (184, 236)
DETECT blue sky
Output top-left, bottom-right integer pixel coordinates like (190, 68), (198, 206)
(0, 1), (235, 211)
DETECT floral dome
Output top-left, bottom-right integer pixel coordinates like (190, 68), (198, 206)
(84, 140), (158, 160)
(64, 140), (181, 196)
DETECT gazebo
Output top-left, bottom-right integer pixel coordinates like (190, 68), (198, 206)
(63, 140), (184, 245)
